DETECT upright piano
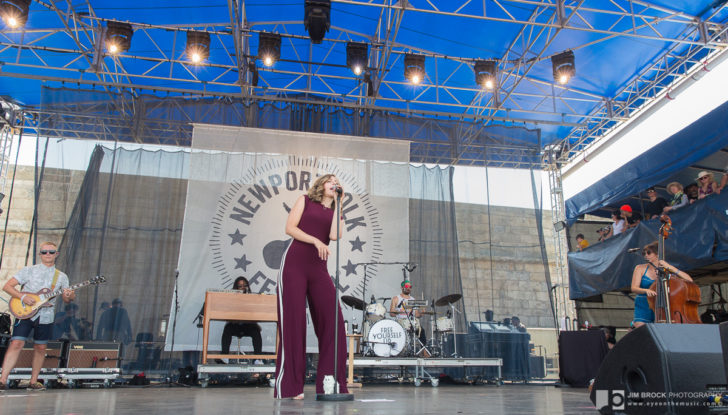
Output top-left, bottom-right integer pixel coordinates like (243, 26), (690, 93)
(201, 290), (278, 364)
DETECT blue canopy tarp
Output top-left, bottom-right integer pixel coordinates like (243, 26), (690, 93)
(568, 190), (728, 300)
(565, 99), (728, 225)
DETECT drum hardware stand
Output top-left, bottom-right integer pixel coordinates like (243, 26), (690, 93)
(447, 304), (462, 357)
(406, 307), (431, 357)
(317, 188), (353, 402)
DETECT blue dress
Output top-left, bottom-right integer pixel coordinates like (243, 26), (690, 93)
(633, 266), (656, 323)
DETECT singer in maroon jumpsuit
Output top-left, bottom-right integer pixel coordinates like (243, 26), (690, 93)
(274, 174), (349, 399)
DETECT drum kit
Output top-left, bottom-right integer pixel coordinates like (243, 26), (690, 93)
(341, 292), (463, 358)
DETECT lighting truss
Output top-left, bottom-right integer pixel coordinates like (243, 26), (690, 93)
(0, 0), (724, 167)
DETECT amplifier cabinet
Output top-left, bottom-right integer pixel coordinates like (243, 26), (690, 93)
(13, 341), (66, 369)
(66, 342), (123, 369)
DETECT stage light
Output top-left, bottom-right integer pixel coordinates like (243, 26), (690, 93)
(105, 21), (133, 55)
(404, 54), (425, 85)
(1, 0), (31, 28)
(304, 0), (330, 44)
(185, 31), (210, 64)
(346, 42), (368, 76)
(551, 50), (575, 85)
(258, 32), (281, 67)
(474, 60), (497, 90)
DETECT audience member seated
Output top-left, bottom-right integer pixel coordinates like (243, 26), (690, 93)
(644, 187), (667, 219)
(685, 182), (699, 204)
(697, 171), (719, 199)
(663, 182), (688, 213)
(596, 226), (610, 242)
(620, 204), (641, 229)
(576, 234), (589, 251)
(606, 211), (625, 238)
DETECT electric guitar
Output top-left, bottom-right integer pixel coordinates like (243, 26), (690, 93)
(9, 275), (106, 320)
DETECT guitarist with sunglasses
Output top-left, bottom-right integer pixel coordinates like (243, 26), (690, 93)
(0, 241), (75, 391)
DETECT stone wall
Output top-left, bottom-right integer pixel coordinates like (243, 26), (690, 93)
(455, 202), (559, 329)
(0, 166), (85, 311)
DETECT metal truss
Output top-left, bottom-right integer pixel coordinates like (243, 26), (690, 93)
(0, 0), (725, 166)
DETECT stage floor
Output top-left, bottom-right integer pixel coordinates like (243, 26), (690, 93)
(0, 384), (598, 414)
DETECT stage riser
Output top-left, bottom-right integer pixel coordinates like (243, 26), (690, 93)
(590, 324), (725, 415)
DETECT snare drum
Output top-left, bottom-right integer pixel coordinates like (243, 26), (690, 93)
(365, 302), (386, 322)
(367, 319), (407, 357)
(436, 316), (454, 332)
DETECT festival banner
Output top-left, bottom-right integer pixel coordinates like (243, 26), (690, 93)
(167, 125), (410, 352)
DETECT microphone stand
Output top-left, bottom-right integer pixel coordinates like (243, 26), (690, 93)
(157, 270), (187, 387)
(317, 190), (353, 401)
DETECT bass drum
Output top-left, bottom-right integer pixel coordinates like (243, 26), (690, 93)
(366, 319), (407, 357)
(365, 303), (386, 322)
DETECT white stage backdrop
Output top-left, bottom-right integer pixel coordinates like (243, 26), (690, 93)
(167, 125), (410, 352)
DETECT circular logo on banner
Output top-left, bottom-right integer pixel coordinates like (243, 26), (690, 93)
(209, 156), (382, 298)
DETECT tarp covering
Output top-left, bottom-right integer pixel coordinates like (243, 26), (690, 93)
(568, 191), (728, 300)
(564, 99), (728, 224)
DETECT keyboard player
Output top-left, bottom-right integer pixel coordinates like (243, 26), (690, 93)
(216, 277), (263, 363)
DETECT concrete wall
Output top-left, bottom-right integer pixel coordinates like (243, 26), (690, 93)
(0, 166), (85, 310)
(455, 202), (558, 329)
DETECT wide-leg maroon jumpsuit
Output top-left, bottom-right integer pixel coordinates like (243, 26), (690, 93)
(274, 195), (349, 398)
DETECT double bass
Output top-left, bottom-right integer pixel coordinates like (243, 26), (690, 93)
(646, 215), (701, 324)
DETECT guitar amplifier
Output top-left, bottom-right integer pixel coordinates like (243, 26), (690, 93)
(14, 340), (66, 369)
(66, 342), (123, 369)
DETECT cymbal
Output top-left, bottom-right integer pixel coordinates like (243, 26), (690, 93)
(435, 293), (462, 306)
(341, 295), (366, 310)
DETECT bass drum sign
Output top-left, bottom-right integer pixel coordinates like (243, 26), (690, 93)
(366, 319), (407, 357)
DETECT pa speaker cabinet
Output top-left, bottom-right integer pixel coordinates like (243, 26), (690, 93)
(66, 341), (122, 369)
(590, 324), (725, 414)
(15, 341), (65, 369)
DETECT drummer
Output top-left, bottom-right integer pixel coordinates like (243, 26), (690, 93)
(389, 280), (428, 355)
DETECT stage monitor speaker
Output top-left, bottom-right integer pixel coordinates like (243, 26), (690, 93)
(529, 355), (546, 379)
(66, 341), (123, 369)
(590, 324), (725, 415)
(14, 341), (65, 369)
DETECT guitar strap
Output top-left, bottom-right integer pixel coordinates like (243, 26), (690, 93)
(51, 269), (60, 291)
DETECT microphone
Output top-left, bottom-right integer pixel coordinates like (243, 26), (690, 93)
(370, 295), (376, 304)
(405, 263), (417, 272)
(334, 185), (343, 195)
(627, 248), (641, 253)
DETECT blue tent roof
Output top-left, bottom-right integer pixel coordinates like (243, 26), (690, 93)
(1, 1), (727, 150)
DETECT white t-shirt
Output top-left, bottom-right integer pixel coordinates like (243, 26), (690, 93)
(612, 219), (625, 235)
(15, 264), (69, 324)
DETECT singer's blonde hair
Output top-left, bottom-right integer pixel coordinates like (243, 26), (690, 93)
(307, 174), (336, 208)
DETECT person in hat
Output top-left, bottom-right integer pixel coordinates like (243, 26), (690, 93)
(389, 280), (428, 356)
(644, 187), (667, 220)
(620, 204), (641, 230)
(663, 182), (687, 213)
(697, 171), (719, 199)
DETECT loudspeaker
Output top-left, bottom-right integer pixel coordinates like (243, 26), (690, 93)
(590, 324), (725, 414)
(529, 355), (546, 378)
(66, 341), (123, 369)
(14, 341), (66, 369)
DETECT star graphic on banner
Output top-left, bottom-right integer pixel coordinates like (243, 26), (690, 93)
(234, 255), (252, 271)
(342, 260), (358, 276)
(349, 236), (366, 252)
(228, 229), (246, 246)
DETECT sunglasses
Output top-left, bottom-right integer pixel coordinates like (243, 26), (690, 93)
(403, 284), (412, 289)
(699, 176), (709, 180)
(40, 250), (57, 255)
(642, 250), (653, 256)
